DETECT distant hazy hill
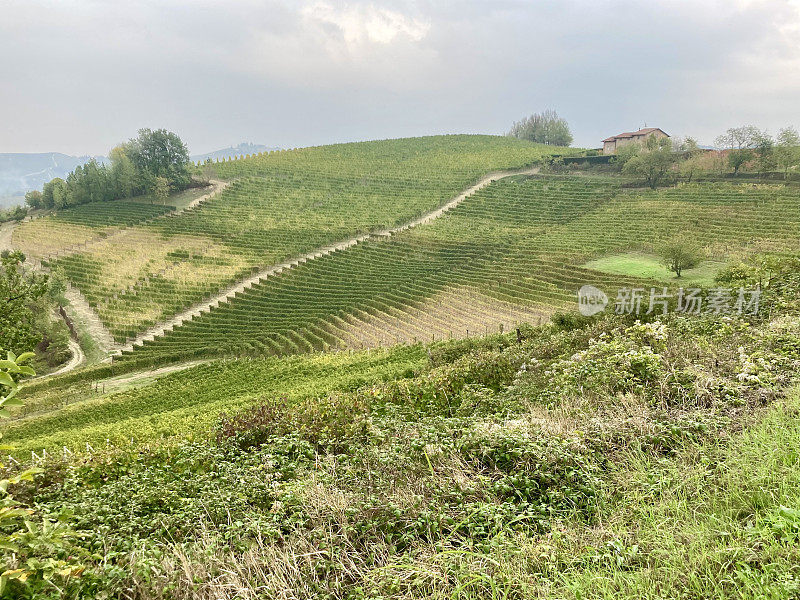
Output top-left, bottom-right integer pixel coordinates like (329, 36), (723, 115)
(0, 152), (107, 207)
(0, 143), (278, 208)
(191, 143), (281, 163)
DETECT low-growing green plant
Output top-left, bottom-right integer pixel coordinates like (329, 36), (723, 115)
(0, 352), (90, 598)
(216, 391), (371, 451)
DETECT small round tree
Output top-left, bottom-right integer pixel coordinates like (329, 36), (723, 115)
(660, 239), (704, 278)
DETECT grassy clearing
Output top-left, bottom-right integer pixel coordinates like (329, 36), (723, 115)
(12, 220), (105, 258)
(584, 251), (724, 286)
(549, 391), (800, 598)
(128, 184), (212, 210)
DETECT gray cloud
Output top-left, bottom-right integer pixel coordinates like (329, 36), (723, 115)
(2, 0), (799, 154)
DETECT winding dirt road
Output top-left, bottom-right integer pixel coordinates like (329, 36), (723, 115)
(32, 338), (84, 380)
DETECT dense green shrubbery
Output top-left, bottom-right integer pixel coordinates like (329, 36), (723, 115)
(0, 354), (93, 599)
(216, 392), (372, 451)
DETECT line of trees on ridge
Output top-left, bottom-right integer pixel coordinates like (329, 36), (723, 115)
(606, 125), (800, 189)
(23, 128), (192, 211)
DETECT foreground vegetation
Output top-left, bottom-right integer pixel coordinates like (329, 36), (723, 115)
(0, 251), (72, 375)
(2, 254), (800, 598)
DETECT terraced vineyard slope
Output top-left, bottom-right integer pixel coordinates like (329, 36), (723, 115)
(118, 177), (800, 366)
(34, 136), (563, 342)
(12, 202), (176, 259)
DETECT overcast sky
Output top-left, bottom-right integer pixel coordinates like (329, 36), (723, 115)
(3, 0), (800, 155)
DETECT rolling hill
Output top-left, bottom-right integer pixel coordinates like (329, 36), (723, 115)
(6, 134), (800, 600)
(0, 152), (106, 207)
(190, 142), (280, 162)
(15, 135), (564, 343)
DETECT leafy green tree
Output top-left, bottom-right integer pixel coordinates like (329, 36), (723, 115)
(508, 110), (573, 146)
(678, 155), (705, 183)
(775, 126), (800, 179)
(151, 176), (171, 205)
(676, 138), (708, 183)
(612, 143), (641, 171)
(8, 207), (26, 222)
(622, 136), (677, 188)
(127, 128), (191, 190)
(715, 125), (760, 151)
(109, 144), (139, 198)
(0, 251), (48, 356)
(673, 136), (702, 159)
(727, 148), (754, 176)
(33, 128), (191, 212)
(41, 178), (69, 210)
(715, 125), (763, 176)
(198, 157), (217, 186)
(753, 132), (775, 177)
(660, 239), (703, 278)
(24, 190), (42, 210)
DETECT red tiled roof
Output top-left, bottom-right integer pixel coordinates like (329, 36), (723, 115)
(602, 127), (668, 143)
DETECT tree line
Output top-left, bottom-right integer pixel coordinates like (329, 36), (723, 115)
(713, 125), (800, 178)
(507, 110), (574, 147)
(24, 128), (192, 210)
(606, 125), (800, 189)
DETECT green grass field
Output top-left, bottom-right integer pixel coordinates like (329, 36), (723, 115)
(584, 251), (724, 286)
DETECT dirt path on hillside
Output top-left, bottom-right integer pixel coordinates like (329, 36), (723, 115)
(63, 285), (119, 355)
(186, 180), (227, 209)
(100, 360), (209, 392)
(117, 166), (540, 354)
(33, 338), (84, 380)
(0, 221), (16, 252)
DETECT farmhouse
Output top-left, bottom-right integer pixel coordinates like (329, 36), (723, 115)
(602, 127), (669, 155)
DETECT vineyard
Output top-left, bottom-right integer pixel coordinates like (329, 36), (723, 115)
(9, 0), (800, 593)
(11, 139), (800, 368)
(20, 136), (565, 341)
(115, 177), (800, 365)
(6, 141), (800, 600)
(3, 345), (425, 455)
(11, 201), (176, 258)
